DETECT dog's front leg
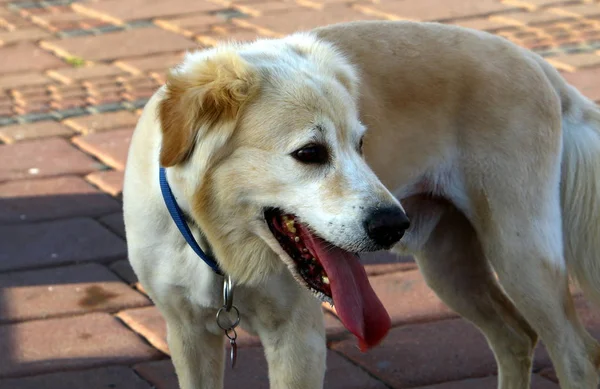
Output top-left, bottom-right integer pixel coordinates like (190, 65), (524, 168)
(256, 292), (326, 389)
(158, 301), (225, 389)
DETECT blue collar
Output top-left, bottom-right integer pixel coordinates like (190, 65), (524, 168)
(159, 167), (223, 275)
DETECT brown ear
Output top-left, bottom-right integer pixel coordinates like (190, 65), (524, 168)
(158, 51), (259, 167)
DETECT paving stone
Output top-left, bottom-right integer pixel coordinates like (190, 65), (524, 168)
(332, 318), (551, 388)
(99, 212), (126, 238)
(547, 53), (600, 72)
(234, 0), (307, 16)
(0, 176), (120, 223)
(0, 72), (51, 90)
(491, 10), (573, 25)
(562, 67), (600, 102)
(86, 169), (125, 196)
(324, 270), (457, 326)
(0, 218), (127, 272)
(0, 27), (50, 45)
(235, 5), (381, 35)
(360, 250), (417, 276)
(73, 128), (133, 170)
(413, 375), (558, 389)
(355, 0), (513, 22)
(117, 305), (263, 355)
(452, 17), (518, 31)
(155, 14), (223, 36)
(63, 110), (139, 134)
(74, 0), (225, 23)
(42, 28), (198, 62)
(551, 4), (600, 18)
(47, 64), (131, 84)
(0, 263), (150, 324)
(0, 366), (153, 389)
(109, 259), (138, 284)
(199, 28), (271, 45)
(135, 348), (387, 389)
(0, 43), (63, 74)
(0, 312), (162, 378)
(114, 52), (185, 73)
(0, 138), (99, 182)
(0, 120), (73, 143)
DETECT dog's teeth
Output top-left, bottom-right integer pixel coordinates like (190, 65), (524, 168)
(294, 236), (300, 242)
(311, 257), (316, 262)
(284, 218), (296, 233)
(322, 276), (329, 284)
(302, 248), (308, 252)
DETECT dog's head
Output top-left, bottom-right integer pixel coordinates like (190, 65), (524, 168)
(159, 33), (409, 349)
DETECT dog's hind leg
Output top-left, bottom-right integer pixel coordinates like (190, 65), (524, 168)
(401, 197), (537, 389)
(465, 141), (600, 388)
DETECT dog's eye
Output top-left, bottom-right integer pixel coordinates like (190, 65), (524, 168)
(358, 137), (364, 154)
(292, 144), (329, 164)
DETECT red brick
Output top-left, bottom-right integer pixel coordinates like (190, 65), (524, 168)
(109, 259), (138, 284)
(0, 121), (73, 143)
(87, 170), (125, 196)
(41, 28), (197, 62)
(539, 367), (559, 384)
(235, 5), (380, 35)
(0, 176), (120, 223)
(413, 375), (558, 389)
(324, 311), (351, 343)
(0, 218), (127, 272)
(73, 128), (133, 170)
(118, 306), (262, 355)
(47, 64), (131, 84)
(235, 0), (307, 16)
(360, 251), (417, 276)
(0, 43), (63, 74)
(0, 366), (153, 389)
(114, 52), (185, 73)
(0, 313), (162, 378)
(451, 17), (518, 31)
(63, 110), (139, 134)
(562, 67), (600, 102)
(0, 138), (99, 182)
(155, 14), (222, 37)
(0, 28), (50, 45)
(99, 212), (125, 238)
(199, 28), (271, 45)
(547, 53), (600, 72)
(0, 263), (150, 324)
(332, 318), (551, 388)
(550, 4), (600, 18)
(0, 72), (52, 91)
(74, 0), (225, 23)
(135, 349), (387, 389)
(356, 0), (513, 21)
(324, 270), (457, 326)
(490, 10), (573, 26)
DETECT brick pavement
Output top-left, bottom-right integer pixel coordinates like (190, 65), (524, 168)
(1, 0), (600, 387)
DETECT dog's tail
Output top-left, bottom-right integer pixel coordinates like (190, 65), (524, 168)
(540, 56), (600, 303)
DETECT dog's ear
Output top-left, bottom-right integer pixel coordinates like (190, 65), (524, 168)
(158, 51), (259, 167)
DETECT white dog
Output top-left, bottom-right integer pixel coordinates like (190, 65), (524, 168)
(124, 20), (600, 389)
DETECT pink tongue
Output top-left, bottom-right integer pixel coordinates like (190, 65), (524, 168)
(303, 233), (391, 351)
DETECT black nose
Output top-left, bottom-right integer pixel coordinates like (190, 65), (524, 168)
(364, 206), (410, 248)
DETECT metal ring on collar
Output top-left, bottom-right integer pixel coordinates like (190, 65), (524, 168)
(216, 305), (240, 331)
(223, 275), (235, 312)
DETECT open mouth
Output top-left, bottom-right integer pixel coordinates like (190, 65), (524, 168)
(264, 207), (392, 351)
(265, 208), (333, 303)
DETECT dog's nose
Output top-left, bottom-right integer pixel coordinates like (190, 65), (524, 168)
(364, 206), (410, 248)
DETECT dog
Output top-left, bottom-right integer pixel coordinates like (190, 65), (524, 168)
(123, 20), (600, 389)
